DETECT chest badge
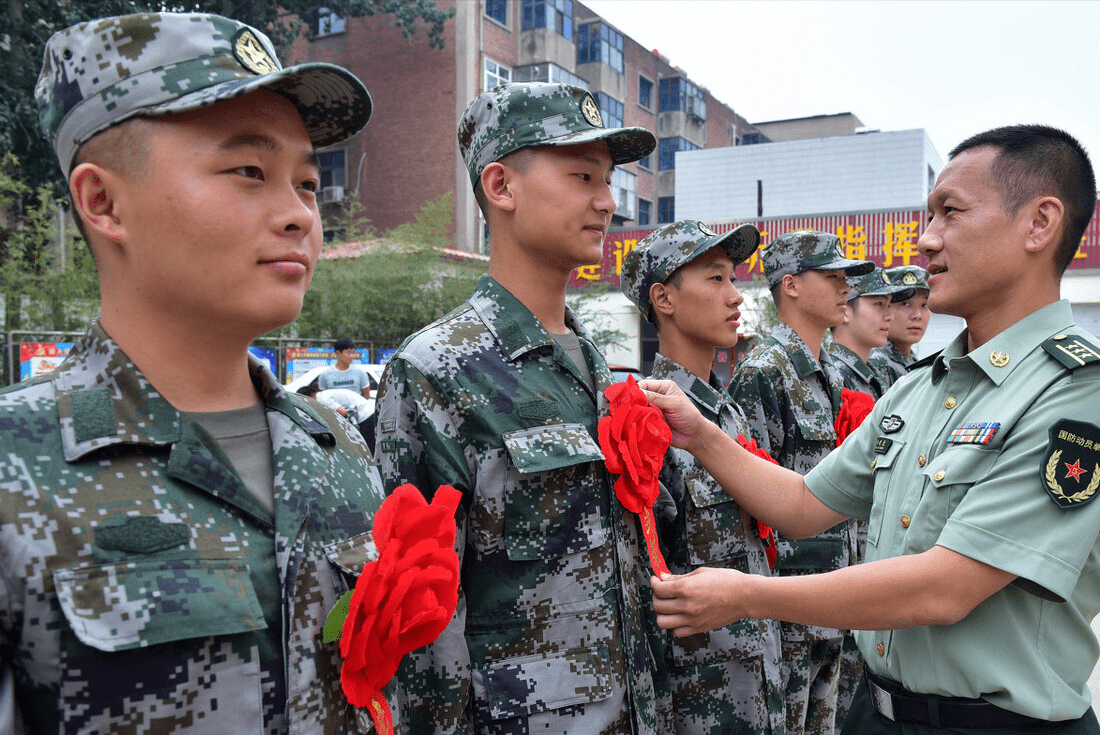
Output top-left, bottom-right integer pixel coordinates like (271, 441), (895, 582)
(880, 415), (904, 433)
(989, 351), (1010, 368)
(1042, 419), (1100, 509)
(948, 421), (1000, 445)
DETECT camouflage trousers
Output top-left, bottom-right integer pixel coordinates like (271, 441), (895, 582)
(782, 635), (842, 735)
(834, 633), (865, 732)
(666, 654), (784, 735)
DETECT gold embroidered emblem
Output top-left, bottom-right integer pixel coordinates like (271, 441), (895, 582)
(234, 29), (278, 75)
(989, 351), (1010, 368)
(1045, 450), (1100, 505)
(902, 273), (918, 285)
(581, 95), (604, 127)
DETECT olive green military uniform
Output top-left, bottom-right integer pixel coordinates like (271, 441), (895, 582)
(729, 322), (857, 735)
(649, 355), (785, 735)
(374, 275), (659, 735)
(807, 300), (1100, 732)
(0, 322), (386, 734)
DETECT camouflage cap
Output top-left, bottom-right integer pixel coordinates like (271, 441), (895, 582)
(846, 267), (916, 303)
(620, 219), (760, 323)
(761, 230), (873, 287)
(36, 12), (373, 175)
(884, 265), (930, 293)
(458, 82), (656, 186)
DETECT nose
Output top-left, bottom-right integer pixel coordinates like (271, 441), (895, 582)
(276, 183), (319, 237)
(593, 180), (616, 216)
(917, 216), (940, 257)
(729, 284), (744, 307)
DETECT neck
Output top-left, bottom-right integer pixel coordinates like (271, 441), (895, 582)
(964, 285), (1060, 352)
(488, 244), (573, 334)
(779, 311), (827, 360)
(658, 331), (718, 381)
(835, 334), (871, 362)
(894, 340), (912, 358)
(99, 298), (261, 413)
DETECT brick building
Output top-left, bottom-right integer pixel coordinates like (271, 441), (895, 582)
(289, 0), (760, 251)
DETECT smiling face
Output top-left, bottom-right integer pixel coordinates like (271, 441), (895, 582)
(659, 246), (744, 349)
(507, 140), (616, 274)
(100, 89), (322, 339)
(918, 146), (1034, 322)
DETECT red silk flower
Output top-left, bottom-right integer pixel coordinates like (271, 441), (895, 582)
(735, 434), (779, 569)
(599, 375), (672, 575)
(835, 388), (876, 446)
(338, 483), (461, 734)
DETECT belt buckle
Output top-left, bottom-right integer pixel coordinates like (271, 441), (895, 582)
(869, 679), (896, 722)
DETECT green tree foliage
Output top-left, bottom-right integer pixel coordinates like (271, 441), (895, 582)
(1, 0), (454, 192)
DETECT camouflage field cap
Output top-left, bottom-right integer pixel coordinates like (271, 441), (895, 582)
(846, 267), (916, 303)
(36, 12), (373, 174)
(762, 230), (873, 287)
(884, 265), (930, 293)
(458, 82), (656, 186)
(620, 219), (760, 323)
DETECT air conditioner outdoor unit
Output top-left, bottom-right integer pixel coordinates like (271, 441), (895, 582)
(321, 186), (345, 203)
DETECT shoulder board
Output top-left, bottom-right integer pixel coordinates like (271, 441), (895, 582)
(909, 350), (942, 371)
(1042, 333), (1100, 370)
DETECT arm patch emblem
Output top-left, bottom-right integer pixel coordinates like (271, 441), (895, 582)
(1042, 419), (1100, 509)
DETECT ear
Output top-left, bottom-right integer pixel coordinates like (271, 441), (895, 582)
(69, 163), (127, 244)
(780, 273), (799, 299)
(1024, 196), (1065, 255)
(650, 282), (675, 318)
(480, 162), (516, 213)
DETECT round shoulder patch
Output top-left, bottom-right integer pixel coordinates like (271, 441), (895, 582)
(580, 94), (604, 128)
(234, 29), (279, 75)
(1042, 419), (1100, 509)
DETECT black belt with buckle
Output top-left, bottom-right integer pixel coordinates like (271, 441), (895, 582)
(866, 672), (1044, 728)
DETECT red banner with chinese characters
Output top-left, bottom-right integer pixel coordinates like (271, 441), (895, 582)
(569, 202), (1100, 289)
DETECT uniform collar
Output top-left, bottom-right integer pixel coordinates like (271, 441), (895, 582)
(931, 300), (1075, 385)
(829, 342), (879, 383)
(771, 321), (827, 379)
(650, 353), (728, 419)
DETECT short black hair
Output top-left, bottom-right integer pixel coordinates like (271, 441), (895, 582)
(334, 338), (354, 351)
(950, 125), (1096, 274)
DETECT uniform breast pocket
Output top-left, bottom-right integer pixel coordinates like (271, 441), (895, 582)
(323, 530), (378, 591)
(867, 438), (906, 549)
(684, 477), (751, 565)
(912, 445), (999, 551)
(501, 423), (609, 561)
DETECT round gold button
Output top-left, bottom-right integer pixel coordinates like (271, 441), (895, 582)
(934, 470), (946, 481)
(917, 455), (927, 467)
(945, 397), (957, 409)
(901, 516), (911, 528)
(876, 643), (885, 656)
(870, 459), (877, 470)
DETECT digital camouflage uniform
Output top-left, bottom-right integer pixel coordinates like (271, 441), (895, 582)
(867, 341), (914, 390)
(648, 355), (785, 735)
(374, 275), (659, 735)
(729, 323), (856, 735)
(0, 323), (387, 734)
(828, 344), (887, 400)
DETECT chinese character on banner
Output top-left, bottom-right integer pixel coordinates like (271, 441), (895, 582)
(834, 225), (867, 261)
(575, 264), (602, 281)
(882, 221), (921, 267)
(743, 232), (769, 277)
(1074, 234), (1087, 260)
(612, 239), (638, 275)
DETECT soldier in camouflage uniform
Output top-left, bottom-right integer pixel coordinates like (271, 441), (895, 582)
(825, 267), (913, 731)
(868, 266), (932, 388)
(1, 13), (384, 734)
(619, 220), (785, 735)
(373, 83), (659, 734)
(829, 268), (916, 400)
(727, 231), (871, 735)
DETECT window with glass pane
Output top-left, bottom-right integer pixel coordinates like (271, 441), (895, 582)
(658, 196), (675, 224)
(576, 22), (622, 72)
(319, 150), (346, 189)
(521, 0), (572, 39)
(659, 137), (698, 170)
(638, 76), (653, 109)
(317, 7), (346, 36)
(637, 198), (652, 226)
(611, 168), (636, 220)
(484, 57), (512, 91)
(513, 63), (588, 89)
(595, 92), (624, 129)
(485, 0), (507, 24)
(638, 153), (652, 170)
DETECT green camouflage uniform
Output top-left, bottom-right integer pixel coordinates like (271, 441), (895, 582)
(374, 275), (659, 735)
(867, 341), (914, 389)
(0, 322), (386, 734)
(828, 344), (887, 400)
(648, 355), (785, 735)
(729, 322), (856, 735)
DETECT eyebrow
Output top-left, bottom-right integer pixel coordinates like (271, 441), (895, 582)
(219, 133), (319, 169)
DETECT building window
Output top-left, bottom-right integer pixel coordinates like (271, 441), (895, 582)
(576, 21), (623, 72)
(595, 92), (623, 129)
(317, 7), (346, 36)
(485, 0), (508, 25)
(521, 0), (573, 40)
(658, 77), (706, 121)
(319, 150), (347, 190)
(658, 136), (698, 170)
(637, 153), (652, 171)
(484, 57), (512, 91)
(611, 168), (636, 221)
(637, 198), (652, 226)
(658, 196), (675, 224)
(638, 75), (653, 110)
(741, 132), (768, 145)
(513, 62), (588, 89)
